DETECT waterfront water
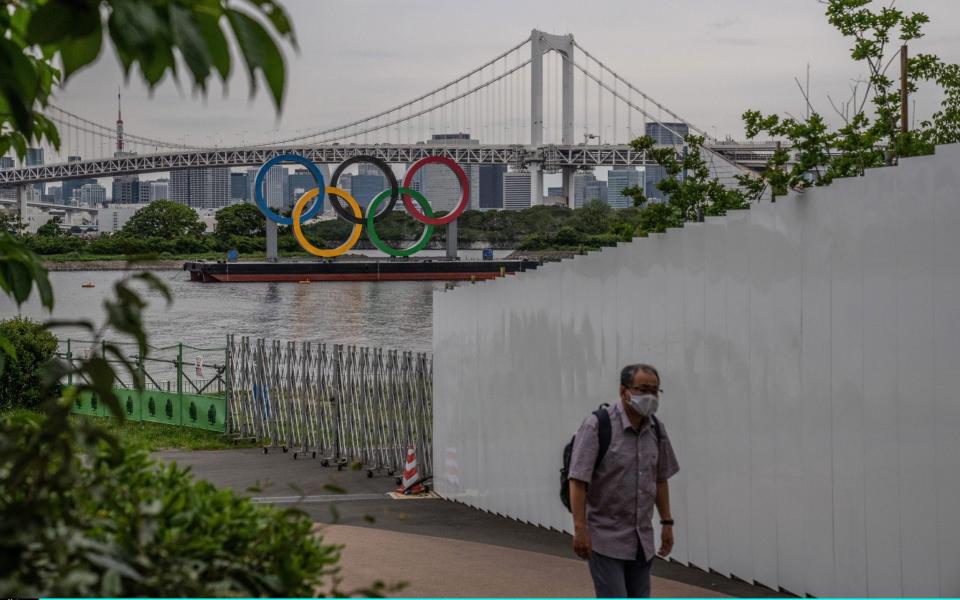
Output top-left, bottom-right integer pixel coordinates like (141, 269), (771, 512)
(0, 269), (456, 353)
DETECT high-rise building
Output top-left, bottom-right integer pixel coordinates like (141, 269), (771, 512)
(138, 184), (151, 203)
(245, 168), (259, 204)
(412, 134), (479, 213)
(0, 156), (14, 169)
(574, 173), (607, 208)
(149, 179), (169, 201)
(98, 204), (142, 234)
(230, 172), (248, 202)
(79, 183), (107, 206)
(245, 165), (286, 209)
(111, 175), (140, 204)
(26, 147), (44, 198)
(573, 172), (595, 208)
(503, 171), (531, 211)
(111, 149), (140, 204)
(606, 168), (643, 209)
(60, 157), (94, 206)
(478, 164), (506, 210)
(339, 172), (354, 194)
(170, 167), (230, 209)
(645, 122), (689, 146)
(350, 174), (385, 210)
(287, 168), (315, 208)
(645, 123), (689, 202)
(47, 186), (62, 203)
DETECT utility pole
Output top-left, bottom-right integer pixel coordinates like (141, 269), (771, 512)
(900, 45), (909, 134)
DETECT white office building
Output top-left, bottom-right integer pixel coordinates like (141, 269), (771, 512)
(79, 183), (107, 207)
(97, 203), (142, 233)
(170, 167), (230, 209)
(149, 179), (169, 202)
(503, 171), (531, 211)
(413, 134), (480, 213)
(247, 165), (286, 209)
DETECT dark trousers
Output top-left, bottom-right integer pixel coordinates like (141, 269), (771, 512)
(587, 551), (653, 598)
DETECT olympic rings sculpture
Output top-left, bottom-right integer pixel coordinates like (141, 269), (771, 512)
(253, 153), (469, 258)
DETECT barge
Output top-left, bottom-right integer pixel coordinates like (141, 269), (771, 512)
(184, 258), (541, 283)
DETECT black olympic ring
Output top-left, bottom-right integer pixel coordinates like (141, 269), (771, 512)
(328, 155), (399, 224)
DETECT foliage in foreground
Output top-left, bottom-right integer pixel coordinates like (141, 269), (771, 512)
(0, 407), (344, 597)
(0, 317), (58, 411)
(0, 1), (377, 596)
(742, 0), (960, 195)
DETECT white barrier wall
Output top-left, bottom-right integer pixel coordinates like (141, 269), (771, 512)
(433, 144), (960, 597)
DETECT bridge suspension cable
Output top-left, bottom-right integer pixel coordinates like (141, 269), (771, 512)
(235, 37), (532, 148)
(46, 105), (203, 151)
(571, 41), (711, 141)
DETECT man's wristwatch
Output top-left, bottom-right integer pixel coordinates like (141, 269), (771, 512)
(660, 519), (674, 526)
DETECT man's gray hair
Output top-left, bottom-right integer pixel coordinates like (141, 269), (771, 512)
(620, 363), (661, 387)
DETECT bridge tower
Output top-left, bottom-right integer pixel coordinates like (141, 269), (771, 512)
(529, 30), (575, 208)
(17, 185), (27, 231)
(116, 90), (124, 154)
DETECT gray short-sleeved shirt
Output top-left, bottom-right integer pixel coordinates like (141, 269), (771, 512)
(569, 401), (680, 561)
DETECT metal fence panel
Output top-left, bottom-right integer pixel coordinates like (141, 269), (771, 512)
(226, 335), (433, 478)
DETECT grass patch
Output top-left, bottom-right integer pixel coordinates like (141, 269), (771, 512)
(77, 415), (256, 451)
(2, 408), (254, 451)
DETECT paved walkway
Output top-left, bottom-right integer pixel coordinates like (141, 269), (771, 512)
(322, 524), (726, 598)
(158, 449), (785, 598)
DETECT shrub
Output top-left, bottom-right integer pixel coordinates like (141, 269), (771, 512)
(0, 408), (347, 597)
(0, 317), (58, 410)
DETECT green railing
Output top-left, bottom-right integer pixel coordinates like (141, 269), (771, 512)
(62, 338), (228, 433)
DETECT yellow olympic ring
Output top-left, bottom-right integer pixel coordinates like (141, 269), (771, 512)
(291, 187), (363, 258)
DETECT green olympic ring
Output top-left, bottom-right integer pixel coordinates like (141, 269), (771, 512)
(365, 187), (435, 257)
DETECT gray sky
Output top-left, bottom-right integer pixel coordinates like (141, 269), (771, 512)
(50, 0), (960, 154)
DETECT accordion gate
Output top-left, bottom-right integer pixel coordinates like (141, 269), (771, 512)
(226, 335), (433, 478)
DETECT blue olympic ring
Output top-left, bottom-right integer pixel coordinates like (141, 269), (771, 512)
(254, 153), (325, 225)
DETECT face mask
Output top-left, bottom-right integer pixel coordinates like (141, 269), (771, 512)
(628, 393), (659, 417)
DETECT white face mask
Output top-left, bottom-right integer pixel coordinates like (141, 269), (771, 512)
(627, 393), (659, 417)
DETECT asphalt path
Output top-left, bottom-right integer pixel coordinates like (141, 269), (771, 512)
(157, 448), (791, 598)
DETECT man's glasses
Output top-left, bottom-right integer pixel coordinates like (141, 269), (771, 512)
(624, 385), (663, 395)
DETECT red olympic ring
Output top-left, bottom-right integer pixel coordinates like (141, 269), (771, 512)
(401, 156), (470, 226)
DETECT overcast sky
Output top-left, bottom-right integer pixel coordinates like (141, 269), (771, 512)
(50, 0), (960, 154)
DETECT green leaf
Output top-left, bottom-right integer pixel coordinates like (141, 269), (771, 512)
(194, 12), (231, 81)
(170, 4), (213, 87)
(60, 26), (104, 80)
(5, 259), (33, 305)
(226, 9), (286, 110)
(25, 0), (99, 45)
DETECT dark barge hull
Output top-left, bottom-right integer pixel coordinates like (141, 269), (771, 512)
(184, 259), (541, 283)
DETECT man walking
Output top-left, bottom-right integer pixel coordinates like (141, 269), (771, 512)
(568, 364), (679, 598)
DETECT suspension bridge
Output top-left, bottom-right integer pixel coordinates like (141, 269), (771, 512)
(1, 30), (770, 220)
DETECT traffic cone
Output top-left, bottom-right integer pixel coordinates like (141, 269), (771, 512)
(397, 444), (424, 494)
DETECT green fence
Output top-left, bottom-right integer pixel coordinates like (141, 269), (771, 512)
(64, 338), (228, 433)
(71, 387), (226, 432)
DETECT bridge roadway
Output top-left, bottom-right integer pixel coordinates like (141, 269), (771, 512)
(0, 143), (737, 185)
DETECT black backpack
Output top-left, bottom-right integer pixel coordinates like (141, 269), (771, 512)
(560, 404), (661, 511)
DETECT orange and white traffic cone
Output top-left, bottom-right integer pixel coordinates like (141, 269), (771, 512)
(397, 444), (424, 494)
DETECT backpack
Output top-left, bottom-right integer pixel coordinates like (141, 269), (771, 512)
(560, 404), (661, 512)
